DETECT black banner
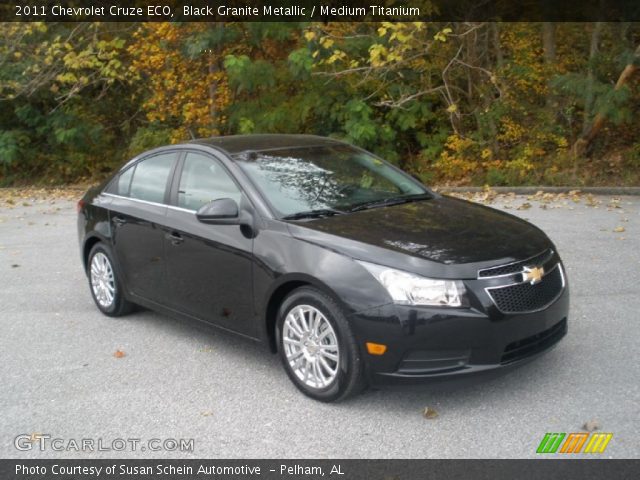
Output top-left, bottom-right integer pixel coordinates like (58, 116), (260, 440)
(4, 0), (640, 22)
(1, 459), (639, 480)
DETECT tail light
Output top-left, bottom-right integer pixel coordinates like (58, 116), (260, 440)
(77, 199), (85, 213)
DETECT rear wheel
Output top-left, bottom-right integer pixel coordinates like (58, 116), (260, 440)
(87, 243), (134, 317)
(276, 287), (365, 402)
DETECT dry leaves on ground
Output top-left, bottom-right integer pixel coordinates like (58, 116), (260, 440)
(0, 186), (88, 208)
(443, 188), (630, 215)
(113, 349), (126, 358)
(583, 419), (600, 432)
(422, 407), (439, 419)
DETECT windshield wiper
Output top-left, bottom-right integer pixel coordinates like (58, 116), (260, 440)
(282, 208), (346, 220)
(348, 193), (432, 213)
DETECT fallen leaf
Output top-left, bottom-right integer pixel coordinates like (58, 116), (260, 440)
(583, 419), (600, 432)
(11, 264), (20, 268)
(585, 194), (599, 207)
(422, 407), (438, 419)
(613, 226), (625, 233)
(517, 202), (532, 210)
(201, 411), (214, 417)
(113, 349), (126, 358)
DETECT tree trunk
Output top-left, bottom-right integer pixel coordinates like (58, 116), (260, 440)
(207, 23), (221, 134)
(573, 43), (640, 156)
(492, 23), (503, 69)
(542, 23), (557, 110)
(582, 22), (603, 137)
(542, 23), (556, 63)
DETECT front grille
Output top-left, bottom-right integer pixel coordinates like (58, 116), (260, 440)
(478, 249), (553, 278)
(501, 318), (567, 364)
(487, 264), (564, 313)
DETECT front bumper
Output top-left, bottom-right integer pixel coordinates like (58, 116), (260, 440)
(348, 284), (569, 386)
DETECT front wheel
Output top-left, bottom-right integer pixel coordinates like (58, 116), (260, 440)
(276, 287), (365, 402)
(87, 243), (134, 317)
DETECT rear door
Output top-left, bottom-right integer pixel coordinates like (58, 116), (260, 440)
(107, 151), (179, 304)
(163, 151), (256, 337)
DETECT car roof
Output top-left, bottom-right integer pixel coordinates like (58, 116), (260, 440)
(189, 134), (345, 155)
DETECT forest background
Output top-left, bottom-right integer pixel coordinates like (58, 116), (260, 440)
(1, 21), (639, 187)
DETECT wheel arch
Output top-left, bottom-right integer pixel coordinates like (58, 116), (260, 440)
(82, 235), (104, 272)
(263, 274), (347, 353)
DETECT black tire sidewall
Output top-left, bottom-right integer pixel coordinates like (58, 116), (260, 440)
(276, 287), (361, 402)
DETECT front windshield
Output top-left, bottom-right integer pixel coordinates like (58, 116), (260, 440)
(234, 144), (427, 217)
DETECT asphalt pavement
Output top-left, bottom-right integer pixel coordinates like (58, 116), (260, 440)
(0, 193), (638, 458)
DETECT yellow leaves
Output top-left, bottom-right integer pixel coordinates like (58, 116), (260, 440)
(497, 117), (526, 144)
(434, 27), (452, 43)
(55, 72), (77, 84)
(432, 134), (481, 182)
(320, 37), (334, 49)
(326, 50), (347, 65)
(446, 103), (458, 113)
(369, 43), (388, 67)
(128, 22), (231, 139)
(303, 30), (316, 42)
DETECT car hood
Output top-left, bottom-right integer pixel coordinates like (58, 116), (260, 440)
(286, 195), (553, 279)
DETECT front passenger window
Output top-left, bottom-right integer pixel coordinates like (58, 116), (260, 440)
(178, 153), (242, 211)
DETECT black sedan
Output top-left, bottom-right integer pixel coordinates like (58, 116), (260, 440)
(78, 135), (569, 402)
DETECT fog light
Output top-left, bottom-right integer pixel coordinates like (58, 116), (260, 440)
(366, 342), (387, 355)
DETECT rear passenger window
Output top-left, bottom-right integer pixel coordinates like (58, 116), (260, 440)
(115, 166), (134, 196)
(177, 153), (242, 211)
(129, 153), (175, 204)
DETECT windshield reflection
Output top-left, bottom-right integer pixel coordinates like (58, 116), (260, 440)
(235, 145), (426, 217)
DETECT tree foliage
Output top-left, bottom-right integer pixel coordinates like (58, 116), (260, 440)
(1, 21), (639, 186)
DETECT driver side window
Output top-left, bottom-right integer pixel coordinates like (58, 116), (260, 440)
(178, 153), (242, 211)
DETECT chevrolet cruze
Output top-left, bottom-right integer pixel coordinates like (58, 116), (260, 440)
(78, 135), (569, 402)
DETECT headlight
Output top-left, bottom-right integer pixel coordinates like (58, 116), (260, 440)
(358, 261), (466, 307)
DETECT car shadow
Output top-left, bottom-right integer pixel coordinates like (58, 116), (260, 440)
(120, 306), (565, 415)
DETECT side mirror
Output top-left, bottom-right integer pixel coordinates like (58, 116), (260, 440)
(196, 198), (240, 225)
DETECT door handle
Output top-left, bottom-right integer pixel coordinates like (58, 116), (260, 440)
(167, 231), (184, 246)
(113, 216), (126, 227)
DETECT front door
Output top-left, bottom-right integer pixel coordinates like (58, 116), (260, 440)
(164, 151), (256, 337)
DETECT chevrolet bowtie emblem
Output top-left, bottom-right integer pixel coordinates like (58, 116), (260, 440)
(522, 266), (545, 285)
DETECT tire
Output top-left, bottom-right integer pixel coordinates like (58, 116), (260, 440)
(276, 286), (366, 402)
(87, 242), (134, 317)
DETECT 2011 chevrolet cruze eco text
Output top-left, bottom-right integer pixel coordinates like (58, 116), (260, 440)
(78, 135), (569, 402)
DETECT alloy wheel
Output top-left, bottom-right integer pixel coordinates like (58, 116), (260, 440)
(90, 252), (115, 308)
(282, 305), (340, 389)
